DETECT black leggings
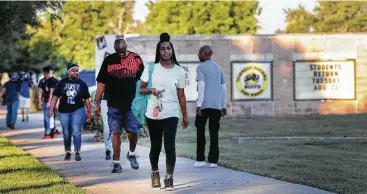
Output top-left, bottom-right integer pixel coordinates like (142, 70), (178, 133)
(147, 117), (178, 175)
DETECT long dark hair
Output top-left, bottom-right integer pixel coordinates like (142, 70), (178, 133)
(154, 32), (180, 66)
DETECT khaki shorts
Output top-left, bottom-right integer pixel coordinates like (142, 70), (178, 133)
(19, 95), (31, 108)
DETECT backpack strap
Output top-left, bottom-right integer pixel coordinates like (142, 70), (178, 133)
(147, 62), (155, 87)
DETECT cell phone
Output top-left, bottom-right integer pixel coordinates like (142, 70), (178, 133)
(157, 89), (165, 93)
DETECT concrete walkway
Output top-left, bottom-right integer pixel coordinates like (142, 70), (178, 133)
(0, 113), (334, 194)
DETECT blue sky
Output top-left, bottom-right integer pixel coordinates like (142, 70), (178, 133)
(132, 0), (317, 34)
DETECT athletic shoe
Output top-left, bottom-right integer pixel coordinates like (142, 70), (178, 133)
(64, 152), (71, 160)
(194, 161), (207, 167)
(111, 163), (122, 173)
(151, 171), (161, 190)
(75, 151), (82, 161)
(164, 176), (174, 191)
(105, 150), (111, 160)
(126, 152), (139, 169)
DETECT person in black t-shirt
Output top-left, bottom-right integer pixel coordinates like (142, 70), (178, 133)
(95, 37), (144, 173)
(38, 66), (59, 139)
(2, 73), (21, 129)
(50, 63), (91, 161)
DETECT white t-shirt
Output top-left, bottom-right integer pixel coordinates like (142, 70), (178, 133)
(141, 63), (186, 120)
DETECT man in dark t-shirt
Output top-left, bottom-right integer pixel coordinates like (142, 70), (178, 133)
(95, 37), (144, 173)
(38, 66), (59, 139)
(2, 73), (21, 129)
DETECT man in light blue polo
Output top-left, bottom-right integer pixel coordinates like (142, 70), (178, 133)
(194, 45), (227, 168)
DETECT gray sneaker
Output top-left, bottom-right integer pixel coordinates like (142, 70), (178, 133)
(111, 163), (122, 173)
(126, 152), (139, 169)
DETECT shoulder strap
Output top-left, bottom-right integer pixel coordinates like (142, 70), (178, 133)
(147, 62), (155, 83)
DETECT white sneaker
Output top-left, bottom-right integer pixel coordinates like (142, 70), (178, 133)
(209, 163), (218, 168)
(194, 161), (207, 167)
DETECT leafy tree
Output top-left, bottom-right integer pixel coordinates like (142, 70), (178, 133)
(22, 1), (136, 71)
(313, 1), (367, 32)
(282, 5), (314, 33)
(43, 1), (136, 69)
(22, 14), (67, 74)
(144, 0), (261, 35)
(0, 1), (62, 72)
(282, 1), (367, 33)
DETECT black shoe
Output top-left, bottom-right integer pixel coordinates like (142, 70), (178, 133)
(126, 152), (139, 169)
(151, 171), (161, 190)
(75, 152), (82, 161)
(164, 176), (174, 191)
(105, 150), (111, 160)
(111, 163), (122, 173)
(64, 152), (71, 160)
(22, 119), (25, 122)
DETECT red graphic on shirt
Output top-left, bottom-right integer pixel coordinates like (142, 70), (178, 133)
(153, 106), (160, 117)
(107, 53), (142, 78)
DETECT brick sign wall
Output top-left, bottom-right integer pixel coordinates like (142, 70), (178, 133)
(96, 34), (367, 116)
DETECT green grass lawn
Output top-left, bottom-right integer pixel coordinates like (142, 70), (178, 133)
(139, 114), (367, 194)
(0, 136), (85, 194)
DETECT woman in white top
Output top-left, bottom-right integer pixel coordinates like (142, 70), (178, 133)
(140, 32), (189, 191)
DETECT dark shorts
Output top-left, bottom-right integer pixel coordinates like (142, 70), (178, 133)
(108, 107), (141, 134)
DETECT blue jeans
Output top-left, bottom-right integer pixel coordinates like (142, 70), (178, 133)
(101, 100), (112, 152)
(59, 107), (86, 152)
(42, 103), (56, 135)
(6, 101), (19, 126)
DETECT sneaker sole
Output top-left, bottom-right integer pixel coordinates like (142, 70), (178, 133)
(152, 187), (161, 190)
(165, 188), (174, 191)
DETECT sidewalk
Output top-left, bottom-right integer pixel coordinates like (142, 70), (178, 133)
(0, 113), (334, 194)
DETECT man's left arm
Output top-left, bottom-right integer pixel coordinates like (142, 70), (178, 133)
(196, 65), (205, 116)
(221, 69), (227, 117)
(47, 79), (57, 108)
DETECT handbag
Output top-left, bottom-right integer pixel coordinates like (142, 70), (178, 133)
(131, 62), (155, 126)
